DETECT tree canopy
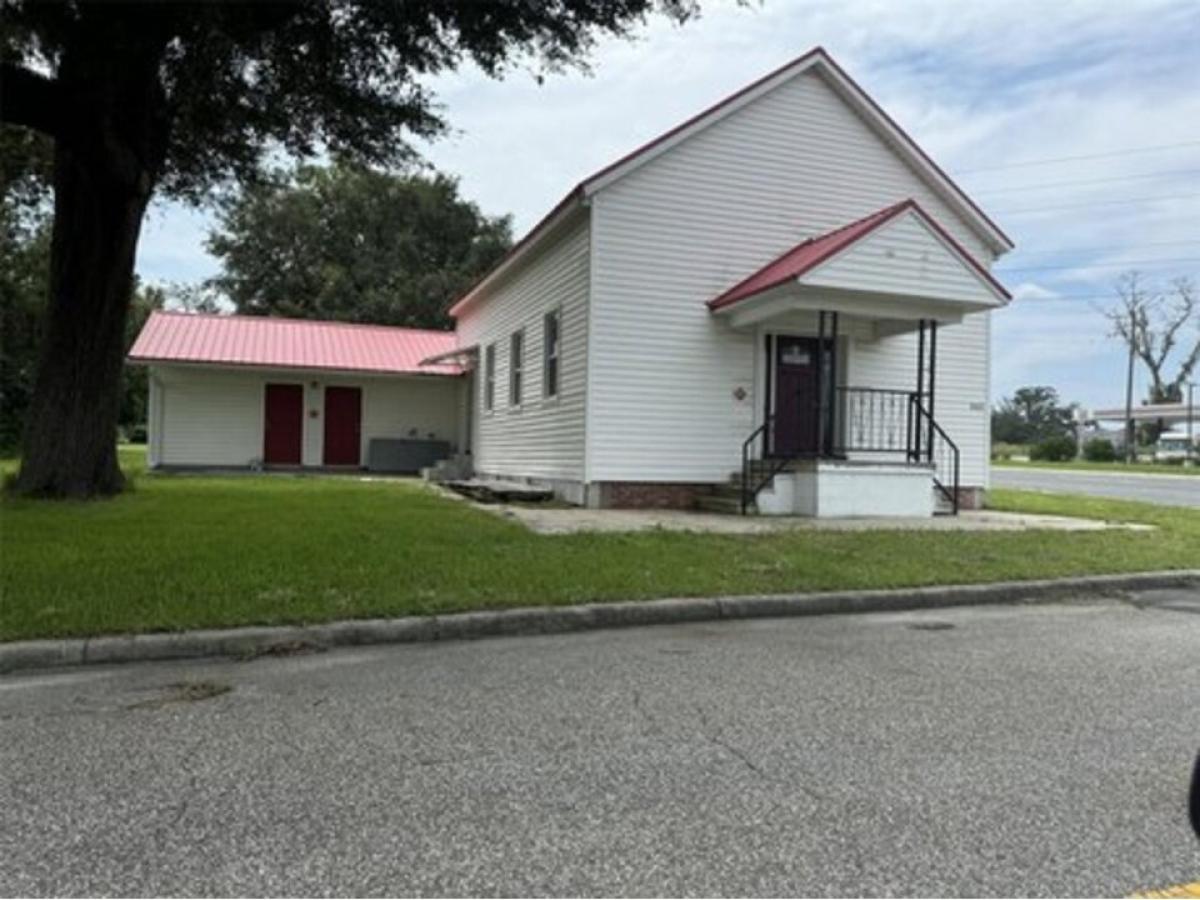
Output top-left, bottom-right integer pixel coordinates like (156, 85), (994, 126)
(1107, 270), (1200, 405)
(1, 0), (695, 496)
(992, 386), (1076, 445)
(207, 162), (512, 330)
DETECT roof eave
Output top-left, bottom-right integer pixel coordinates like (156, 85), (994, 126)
(448, 189), (586, 319)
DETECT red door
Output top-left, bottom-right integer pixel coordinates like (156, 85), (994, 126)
(323, 386), (362, 466)
(773, 336), (835, 457)
(264, 384), (304, 465)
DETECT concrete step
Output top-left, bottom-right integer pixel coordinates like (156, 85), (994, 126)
(695, 493), (751, 515)
(709, 482), (745, 500)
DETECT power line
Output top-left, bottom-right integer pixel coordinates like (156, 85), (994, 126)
(1006, 239), (1200, 257)
(1009, 292), (1176, 303)
(996, 191), (1200, 215)
(952, 139), (1200, 175)
(998, 257), (1200, 274)
(972, 167), (1200, 195)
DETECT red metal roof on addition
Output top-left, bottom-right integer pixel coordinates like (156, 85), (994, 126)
(128, 311), (462, 376)
(708, 199), (1011, 311)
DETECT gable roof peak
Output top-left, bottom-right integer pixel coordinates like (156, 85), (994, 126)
(449, 47), (1011, 318)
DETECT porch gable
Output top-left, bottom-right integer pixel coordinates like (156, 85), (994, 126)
(708, 199), (1010, 321)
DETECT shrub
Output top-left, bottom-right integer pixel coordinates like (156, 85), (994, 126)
(1082, 438), (1116, 462)
(991, 442), (1025, 461)
(1030, 435), (1077, 462)
(127, 425), (148, 444)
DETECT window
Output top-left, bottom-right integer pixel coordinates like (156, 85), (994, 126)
(483, 343), (496, 412)
(509, 330), (524, 407)
(543, 308), (560, 398)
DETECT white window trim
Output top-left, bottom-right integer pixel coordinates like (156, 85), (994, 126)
(483, 343), (496, 415)
(509, 329), (524, 411)
(543, 306), (562, 403)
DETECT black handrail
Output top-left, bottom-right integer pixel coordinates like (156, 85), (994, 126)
(908, 394), (961, 514)
(738, 387), (961, 516)
(741, 415), (791, 514)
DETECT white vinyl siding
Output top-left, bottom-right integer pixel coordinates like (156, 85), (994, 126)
(586, 67), (997, 487)
(844, 315), (991, 487)
(801, 210), (1003, 306)
(155, 366), (265, 467)
(149, 364), (460, 468)
(455, 213), (590, 482)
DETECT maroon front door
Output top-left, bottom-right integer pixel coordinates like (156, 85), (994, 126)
(773, 337), (820, 456)
(323, 386), (362, 466)
(264, 384), (304, 465)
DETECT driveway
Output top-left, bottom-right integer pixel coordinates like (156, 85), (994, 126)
(2, 595), (1199, 896)
(993, 466), (1200, 508)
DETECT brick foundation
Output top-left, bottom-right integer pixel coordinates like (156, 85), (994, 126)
(955, 487), (985, 510)
(595, 482), (710, 510)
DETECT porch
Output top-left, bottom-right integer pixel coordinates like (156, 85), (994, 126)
(706, 200), (1010, 516)
(733, 312), (960, 517)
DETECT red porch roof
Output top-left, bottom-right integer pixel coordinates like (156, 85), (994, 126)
(707, 199), (1011, 311)
(128, 311), (462, 376)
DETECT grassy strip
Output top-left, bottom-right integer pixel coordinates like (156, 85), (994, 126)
(2, 449), (1196, 641)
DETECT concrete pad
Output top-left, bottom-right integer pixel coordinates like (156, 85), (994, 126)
(486, 504), (1155, 536)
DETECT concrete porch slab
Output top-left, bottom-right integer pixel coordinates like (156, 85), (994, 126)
(484, 505), (1155, 536)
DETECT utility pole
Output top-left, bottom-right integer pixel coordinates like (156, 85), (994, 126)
(1189, 382), (1196, 467)
(1124, 337), (1136, 463)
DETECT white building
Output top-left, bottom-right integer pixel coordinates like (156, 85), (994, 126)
(131, 47), (1014, 517)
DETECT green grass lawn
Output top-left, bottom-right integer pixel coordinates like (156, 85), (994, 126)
(994, 458), (1200, 475)
(2, 446), (1197, 641)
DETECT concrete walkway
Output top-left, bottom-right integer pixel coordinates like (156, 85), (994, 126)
(487, 503), (1153, 535)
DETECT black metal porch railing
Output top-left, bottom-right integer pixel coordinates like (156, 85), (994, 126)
(740, 415), (790, 515)
(832, 386), (913, 455)
(908, 394), (961, 514)
(739, 386), (961, 515)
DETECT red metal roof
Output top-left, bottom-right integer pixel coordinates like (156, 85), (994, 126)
(708, 199), (1011, 311)
(128, 311), (462, 376)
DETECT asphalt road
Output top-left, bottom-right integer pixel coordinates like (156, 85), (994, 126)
(993, 466), (1200, 508)
(3, 594), (1199, 897)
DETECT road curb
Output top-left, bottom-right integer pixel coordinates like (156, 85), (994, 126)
(2, 569), (1197, 674)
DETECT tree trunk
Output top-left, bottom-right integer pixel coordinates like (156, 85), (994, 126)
(13, 141), (152, 497)
(10, 9), (170, 499)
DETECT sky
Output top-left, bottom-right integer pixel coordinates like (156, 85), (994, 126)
(134, 0), (1200, 413)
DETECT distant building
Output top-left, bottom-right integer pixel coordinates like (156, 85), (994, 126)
(1090, 402), (1197, 429)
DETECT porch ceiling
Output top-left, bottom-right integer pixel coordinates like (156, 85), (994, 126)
(717, 284), (973, 332)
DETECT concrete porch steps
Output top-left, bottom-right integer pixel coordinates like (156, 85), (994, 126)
(717, 457), (949, 517)
(697, 481), (754, 515)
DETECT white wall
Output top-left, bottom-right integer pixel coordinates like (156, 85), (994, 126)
(587, 67), (998, 487)
(803, 210), (1001, 306)
(455, 212), (590, 484)
(846, 315), (991, 488)
(149, 364), (460, 468)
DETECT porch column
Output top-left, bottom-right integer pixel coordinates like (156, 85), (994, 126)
(914, 319), (926, 460)
(927, 320), (938, 461)
(827, 311), (839, 456)
(815, 311), (826, 457)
